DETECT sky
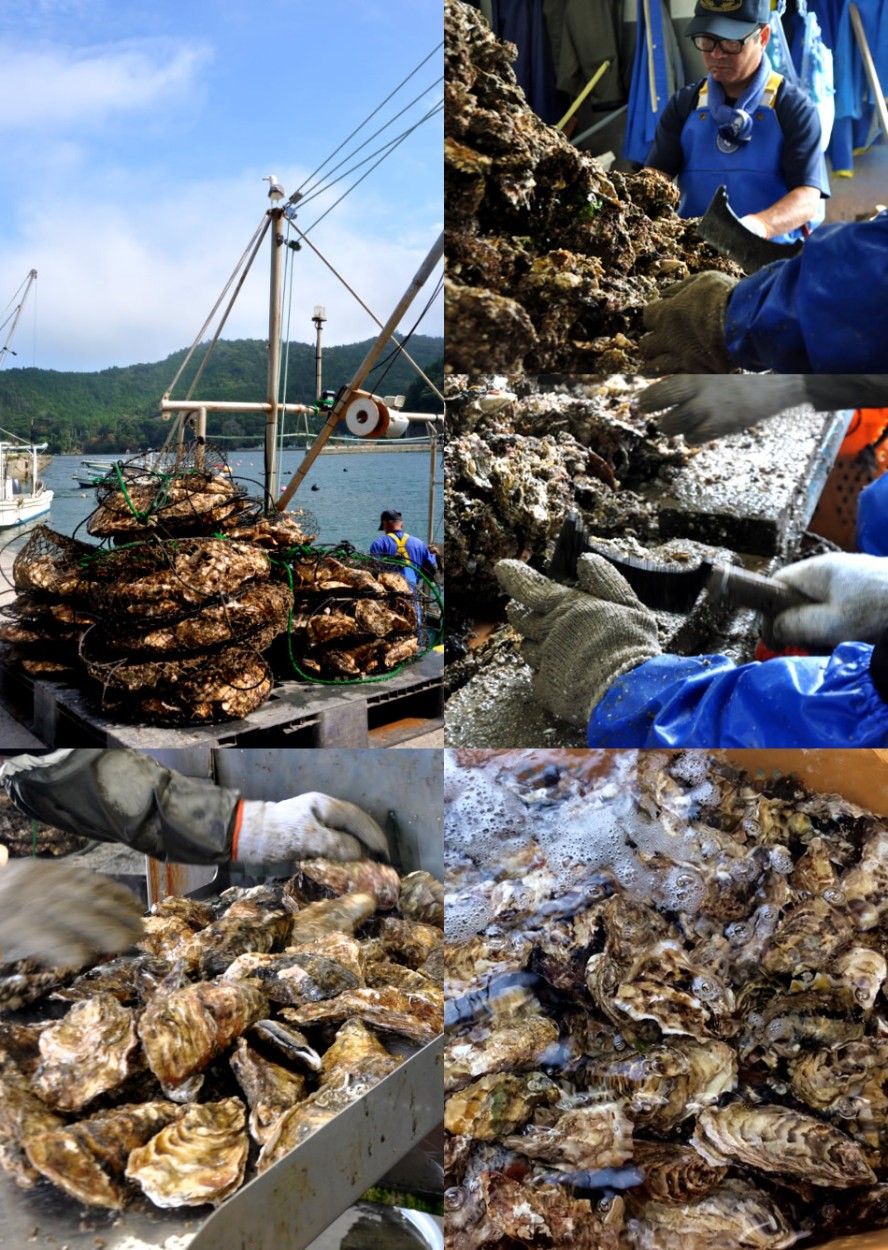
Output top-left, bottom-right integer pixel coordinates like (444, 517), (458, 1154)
(0, 0), (443, 374)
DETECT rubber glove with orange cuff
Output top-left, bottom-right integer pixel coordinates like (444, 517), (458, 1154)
(1, 749), (389, 866)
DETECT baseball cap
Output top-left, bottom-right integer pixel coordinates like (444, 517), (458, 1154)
(686, 0), (770, 40)
(378, 508), (402, 529)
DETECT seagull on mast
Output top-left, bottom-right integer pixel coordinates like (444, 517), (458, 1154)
(263, 174), (285, 203)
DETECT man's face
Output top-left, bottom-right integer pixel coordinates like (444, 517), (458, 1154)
(702, 25), (768, 93)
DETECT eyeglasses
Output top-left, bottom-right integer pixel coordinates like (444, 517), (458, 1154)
(691, 27), (763, 53)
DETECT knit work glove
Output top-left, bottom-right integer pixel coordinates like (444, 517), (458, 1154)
(640, 271), (739, 375)
(235, 793), (390, 864)
(495, 554), (661, 725)
(639, 375), (806, 444)
(772, 554), (888, 647)
(0, 857), (144, 967)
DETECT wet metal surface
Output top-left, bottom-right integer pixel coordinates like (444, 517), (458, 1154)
(648, 409), (851, 557)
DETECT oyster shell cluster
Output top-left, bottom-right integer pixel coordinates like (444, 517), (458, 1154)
(0, 862), (442, 1213)
(445, 750), (888, 1248)
(444, 375), (689, 610)
(444, 0), (740, 375)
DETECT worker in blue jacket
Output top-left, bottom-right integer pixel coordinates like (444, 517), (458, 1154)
(494, 551), (888, 748)
(645, 0), (828, 243)
(640, 211), (888, 374)
(370, 509), (438, 589)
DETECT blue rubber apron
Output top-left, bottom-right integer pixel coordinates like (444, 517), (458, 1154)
(678, 70), (806, 243)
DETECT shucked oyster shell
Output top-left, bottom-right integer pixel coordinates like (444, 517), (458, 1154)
(222, 932), (364, 1006)
(179, 898), (293, 978)
(319, 1017), (404, 1088)
(125, 1097), (248, 1208)
(255, 1024), (402, 1174)
(445, 1014), (559, 1092)
(632, 1139), (727, 1205)
(481, 1170), (624, 1250)
(378, 916), (443, 969)
(32, 992), (139, 1111)
(282, 985), (442, 1044)
(288, 859), (402, 910)
(138, 973), (268, 1098)
(0, 1048), (65, 1186)
(287, 892), (378, 943)
(692, 1101), (876, 1187)
(24, 1100), (185, 1209)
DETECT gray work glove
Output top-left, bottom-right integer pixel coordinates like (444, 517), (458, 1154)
(640, 272), (739, 375)
(0, 858), (144, 968)
(235, 793), (390, 864)
(772, 554), (888, 647)
(639, 375), (807, 444)
(494, 554), (661, 726)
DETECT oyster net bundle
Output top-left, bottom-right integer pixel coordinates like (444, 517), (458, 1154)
(1, 527), (431, 722)
(87, 444), (250, 539)
(444, 0), (741, 376)
(0, 863), (444, 1214)
(276, 546), (431, 682)
(445, 751), (888, 1250)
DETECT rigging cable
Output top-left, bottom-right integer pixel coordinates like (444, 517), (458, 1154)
(298, 77), (443, 202)
(366, 273), (444, 395)
(285, 222), (443, 403)
(296, 101), (443, 229)
(291, 41), (442, 200)
(165, 212), (270, 400)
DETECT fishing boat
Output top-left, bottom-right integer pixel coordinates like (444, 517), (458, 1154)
(0, 439), (53, 527)
(72, 458), (116, 488)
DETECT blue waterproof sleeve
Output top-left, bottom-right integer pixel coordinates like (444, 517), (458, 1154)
(587, 645), (888, 747)
(724, 213), (888, 372)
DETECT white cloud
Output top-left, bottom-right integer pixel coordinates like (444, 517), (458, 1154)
(0, 168), (442, 373)
(0, 38), (209, 133)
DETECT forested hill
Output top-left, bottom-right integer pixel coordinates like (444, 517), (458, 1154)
(0, 335), (444, 454)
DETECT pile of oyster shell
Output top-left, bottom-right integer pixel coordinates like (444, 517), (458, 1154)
(0, 861), (443, 1213)
(444, 0), (740, 376)
(444, 751), (888, 1248)
(443, 375), (689, 612)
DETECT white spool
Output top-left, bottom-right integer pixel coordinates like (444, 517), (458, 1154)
(344, 392), (389, 438)
(383, 413), (411, 439)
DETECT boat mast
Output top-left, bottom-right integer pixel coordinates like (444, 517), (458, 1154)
(0, 269), (37, 368)
(264, 206), (285, 509)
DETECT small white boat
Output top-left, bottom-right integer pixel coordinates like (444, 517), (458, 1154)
(72, 458), (116, 488)
(0, 441), (53, 527)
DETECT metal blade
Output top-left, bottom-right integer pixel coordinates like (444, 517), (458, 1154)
(697, 185), (804, 274)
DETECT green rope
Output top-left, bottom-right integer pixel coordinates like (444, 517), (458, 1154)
(270, 545), (442, 686)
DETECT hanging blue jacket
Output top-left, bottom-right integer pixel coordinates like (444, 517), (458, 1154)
(725, 211), (888, 372)
(587, 642), (888, 747)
